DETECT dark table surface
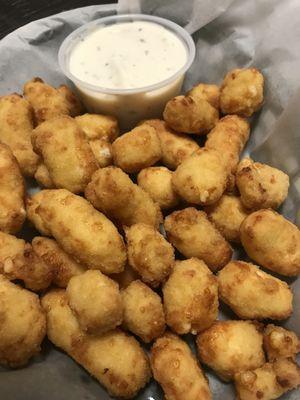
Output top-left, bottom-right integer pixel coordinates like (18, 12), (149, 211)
(0, 0), (116, 39)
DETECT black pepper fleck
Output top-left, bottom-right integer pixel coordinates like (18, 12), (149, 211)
(139, 38), (146, 43)
(144, 50), (149, 55)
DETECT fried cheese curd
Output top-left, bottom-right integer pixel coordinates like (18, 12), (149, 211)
(163, 258), (218, 335)
(187, 83), (220, 109)
(263, 324), (300, 362)
(34, 163), (55, 188)
(151, 333), (212, 400)
(121, 280), (165, 343)
(0, 275), (46, 367)
(66, 270), (123, 335)
(27, 189), (126, 274)
(110, 263), (139, 289)
(0, 93), (39, 176)
(164, 208), (232, 272)
(88, 138), (113, 168)
(196, 320), (265, 382)
(240, 209), (300, 276)
(236, 158), (290, 210)
(218, 261), (293, 320)
(57, 84), (84, 117)
(0, 143), (26, 234)
(126, 223), (174, 287)
(220, 68), (264, 117)
(42, 289), (151, 398)
(85, 166), (162, 228)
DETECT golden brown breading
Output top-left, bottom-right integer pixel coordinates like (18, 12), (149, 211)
(31, 116), (98, 193)
(121, 280), (165, 343)
(34, 163), (55, 188)
(126, 223), (174, 287)
(26, 191), (51, 236)
(164, 208), (232, 272)
(85, 166), (162, 228)
(263, 324), (300, 362)
(220, 68), (264, 117)
(163, 95), (219, 134)
(28, 189), (127, 274)
(163, 258), (218, 334)
(187, 83), (220, 109)
(151, 333), (212, 400)
(89, 138), (113, 168)
(57, 84), (84, 117)
(32, 236), (86, 288)
(196, 320), (265, 381)
(75, 113), (119, 142)
(234, 358), (300, 400)
(0, 143), (26, 234)
(218, 261), (293, 320)
(240, 209), (300, 276)
(137, 166), (180, 209)
(42, 289), (151, 398)
(204, 195), (250, 243)
(0, 93), (39, 176)
(111, 263), (139, 289)
(0, 275), (46, 367)
(172, 148), (227, 205)
(236, 158), (290, 210)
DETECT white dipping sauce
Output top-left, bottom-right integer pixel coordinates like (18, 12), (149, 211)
(69, 21), (188, 90)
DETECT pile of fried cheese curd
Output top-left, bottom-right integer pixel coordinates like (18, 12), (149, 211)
(0, 69), (299, 400)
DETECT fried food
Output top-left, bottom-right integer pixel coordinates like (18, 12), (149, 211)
(220, 68), (264, 117)
(75, 113), (119, 142)
(121, 280), (165, 343)
(163, 95), (219, 134)
(111, 263), (139, 289)
(34, 163), (55, 188)
(240, 209), (300, 276)
(165, 208), (232, 272)
(28, 189), (127, 274)
(163, 258), (218, 334)
(0, 143), (26, 234)
(188, 83), (220, 109)
(85, 166), (162, 228)
(234, 358), (300, 400)
(42, 289), (151, 398)
(196, 320), (265, 381)
(89, 138), (113, 168)
(137, 166), (180, 209)
(111, 124), (162, 173)
(204, 195), (250, 243)
(172, 148), (227, 205)
(151, 333), (212, 400)
(32, 236), (86, 288)
(66, 270), (123, 334)
(218, 261), (293, 320)
(236, 158), (290, 210)
(57, 84), (84, 117)
(141, 119), (200, 169)
(126, 223), (174, 287)
(0, 93), (39, 176)
(263, 324), (300, 362)
(26, 190), (51, 235)
(0, 275), (46, 367)
(31, 116), (98, 193)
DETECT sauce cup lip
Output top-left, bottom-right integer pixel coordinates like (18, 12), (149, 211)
(58, 13), (196, 95)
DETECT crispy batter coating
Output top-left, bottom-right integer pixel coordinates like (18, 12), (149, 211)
(218, 261), (293, 320)
(263, 324), (300, 362)
(187, 83), (220, 109)
(141, 119), (200, 169)
(34, 163), (55, 188)
(197, 320), (265, 381)
(0, 94), (39, 176)
(220, 68), (264, 117)
(163, 258), (218, 335)
(85, 166), (162, 228)
(32, 236), (86, 288)
(126, 223), (174, 287)
(112, 125), (162, 173)
(0, 143), (26, 234)
(165, 208), (232, 272)
(66, 270), (123, 334)
(89, 138), (113, 168)
(172, 148), (227, 205)
(31, 116), (98, 193)
(0, 275), (46, 367)
(57, 84), (84, 117)
(29, 189), (127, 274)
(111, 263), (139, 289)
(137, 166), (180, 209)
(204, 195), (250, 243)
(240, 209), (300, 276)
(75, 113), (119, 142)
(121, 280), (165, 343)
(42, 289), (151, 398)
(234, 358), (300, 400)
(151, 333), (212, 400)
(26, 191), (51, 235)
(163, 95), (219, 135)
(236, 158), (290, 210)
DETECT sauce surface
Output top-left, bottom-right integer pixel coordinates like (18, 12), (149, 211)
(69, 21), (188, 90)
